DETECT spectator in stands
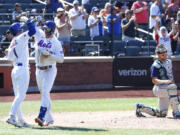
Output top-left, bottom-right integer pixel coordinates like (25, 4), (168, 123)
(131, 0), (148, 30)
(149, 0), (156, 6)
(54, 8), (65, 23)
(100, 2), (111, 19)
(44, 0), (64, 13)
(69, 0), (88, 37)
(121, 9), (138, 42)
(165, 18), (172, 32)
(88, 7), (104, 39)
(165, 0), (179, 19)
(171, 20), (180, 54)
(29, 9), (38, 20)
(82, 0), (91, 14)
(177, 10), (180, 21)
(12, 3), (23, 22)
(149, 0), (165, 31)
(169, 0), (180, 7)
(64, 5), (70, 12)
(0, 30), (13, 57)
(121, 2), (129, 13)
(106, 6), (122, 36)
(55, 12), (71, 55)
(154, 18), (178, 56)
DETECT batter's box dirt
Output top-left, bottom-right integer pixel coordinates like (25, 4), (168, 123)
(4, 111), (180, 130)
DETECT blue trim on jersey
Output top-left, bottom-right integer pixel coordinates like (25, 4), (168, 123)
(150, 62), (169, 80)
(150, 65), (159, 78)
(13, 48), (18, 58)
(27, 21), (36, 37)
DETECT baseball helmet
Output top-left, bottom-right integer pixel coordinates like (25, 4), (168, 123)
(9, 22), (22, 36)
(155, 44), (167, 54)
(43, 20), (55, 36)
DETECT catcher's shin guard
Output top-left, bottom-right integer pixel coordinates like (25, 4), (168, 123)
(167, 84), (180, 115)
(136, 103), (157, 117)
(156, 109), (167, 117)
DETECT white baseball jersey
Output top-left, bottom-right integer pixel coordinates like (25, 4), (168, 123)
(155, 34), (173, 56)
(7, 32), (30, 66)
(33, 27), (64, 67)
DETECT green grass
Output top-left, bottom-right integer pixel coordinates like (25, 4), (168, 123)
(0, 97), (179, 135)
(0, 97), (158, 116)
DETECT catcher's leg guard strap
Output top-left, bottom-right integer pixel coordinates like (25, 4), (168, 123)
(156, 109), (168, 117)
(168, 84), (179, 114)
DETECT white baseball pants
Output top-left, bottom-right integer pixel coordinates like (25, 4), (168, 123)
(10, 66), (30, 121)
(36, 65), (57, 122)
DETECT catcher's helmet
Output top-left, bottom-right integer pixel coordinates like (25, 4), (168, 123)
(43, 20), (55, 36)
(155, 44), (167, 54)
(9, 22), (22, 36)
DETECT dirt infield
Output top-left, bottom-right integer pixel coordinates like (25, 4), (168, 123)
(4, 111), (180, 130)
(2, 89), (180, 130)
(0, 89), (155, 102)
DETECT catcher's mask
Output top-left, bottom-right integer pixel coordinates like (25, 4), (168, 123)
(155, 44), (167, 54)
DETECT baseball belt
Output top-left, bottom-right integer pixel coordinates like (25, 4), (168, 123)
(37, 65), (52, 70)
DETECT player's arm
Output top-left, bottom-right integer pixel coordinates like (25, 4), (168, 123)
(47, 42), (64, 63)
(27, 20), (36, 37)
(152, 77), (173, 85)
(151, 65), (173, 85)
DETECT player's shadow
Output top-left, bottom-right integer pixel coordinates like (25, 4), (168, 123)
(32, 126), (108, 132)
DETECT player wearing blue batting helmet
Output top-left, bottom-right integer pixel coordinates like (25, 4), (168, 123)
(9, 22), (23, 36)
(43, 20), (56, 36)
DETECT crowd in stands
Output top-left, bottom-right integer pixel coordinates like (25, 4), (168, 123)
(0, 0), (180, 57)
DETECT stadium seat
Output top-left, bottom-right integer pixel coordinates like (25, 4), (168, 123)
(113, 41), (126, 56)
(125, 40), (143, 56)
(113, 35), (122, 41)
(93, 36), (104, 41)
(140, 40), (156, 56)
(3, 0), (16, 3)
(16, 0), (32, 3)
(0, 25), (10, 35)
(30, 4), (45, 9)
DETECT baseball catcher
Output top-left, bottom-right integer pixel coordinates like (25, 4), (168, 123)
(136, 44), (180, 118)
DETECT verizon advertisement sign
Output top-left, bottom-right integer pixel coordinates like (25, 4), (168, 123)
(118, 68), (147, 77)
(113, 57), (154, 86)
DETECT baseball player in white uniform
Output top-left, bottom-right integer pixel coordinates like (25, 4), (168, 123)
(136, 44), (180, 118)
(6, 21), (36, 127)
(33, 20), (64, 126)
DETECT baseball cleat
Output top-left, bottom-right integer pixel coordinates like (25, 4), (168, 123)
(18, 120), (31, 127)
(135, 103), (145, 117)
(35, 118), (44, 126)
(6, 117), (22, 127)
(43, 120), (54, 126)
(173, 112), (180, 119)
